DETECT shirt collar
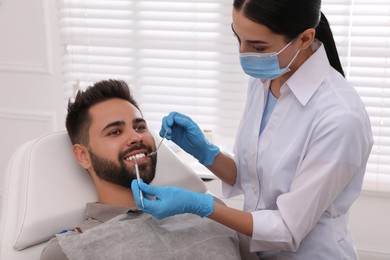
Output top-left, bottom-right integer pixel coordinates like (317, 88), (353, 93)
(85, 202), (140, 223)
(284, 40), (331, 106)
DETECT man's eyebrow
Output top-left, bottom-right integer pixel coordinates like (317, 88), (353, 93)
(231, 23), (269, 44)
(133, 118), (146, 124)
(101, 121), (126, 132)
(101, 118), (146, 132)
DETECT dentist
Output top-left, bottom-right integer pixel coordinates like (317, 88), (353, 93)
(132, 0), (373, 258)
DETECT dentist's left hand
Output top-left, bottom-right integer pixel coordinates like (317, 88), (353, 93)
(131, 180), (214, 220)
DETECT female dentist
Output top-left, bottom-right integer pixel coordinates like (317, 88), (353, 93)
(132, 0), (374, 258)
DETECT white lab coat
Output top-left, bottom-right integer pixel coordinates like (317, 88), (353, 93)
(223, 42), (373, 259)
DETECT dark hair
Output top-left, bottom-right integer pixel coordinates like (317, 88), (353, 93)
(66, 79), (141, 145)
(233, 0), (345, 77)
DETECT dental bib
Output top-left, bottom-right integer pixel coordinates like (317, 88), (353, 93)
(57, 213), (240, 260)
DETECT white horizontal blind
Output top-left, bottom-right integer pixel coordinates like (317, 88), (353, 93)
(58, 0), (390, 191)
(322, 0), (390, 192)
(57, 0), (247, 148)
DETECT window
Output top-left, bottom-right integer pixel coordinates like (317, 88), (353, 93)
(58, 0), (247, 150)
(58, 0), (390, 192)
(321, 0), (390, 192)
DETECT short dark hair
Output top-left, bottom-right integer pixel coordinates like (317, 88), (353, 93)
(65, 79), (141, 145)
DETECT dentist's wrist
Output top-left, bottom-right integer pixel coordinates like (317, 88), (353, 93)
(192, 193), (214, 217)
(198, 143), (220, 167)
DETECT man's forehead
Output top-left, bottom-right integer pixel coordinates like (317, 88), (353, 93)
(89, 99), (143, 130)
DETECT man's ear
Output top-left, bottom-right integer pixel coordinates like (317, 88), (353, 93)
(72, 144), (91, 169)
(299, 28), (316, 50)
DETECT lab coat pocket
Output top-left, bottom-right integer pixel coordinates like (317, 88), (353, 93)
(332, 214), (348, 242)
(336, 233), (359, 260)
(333, 215), (358, 260)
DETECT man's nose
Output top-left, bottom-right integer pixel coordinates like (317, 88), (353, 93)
(126, 129), (143, 145)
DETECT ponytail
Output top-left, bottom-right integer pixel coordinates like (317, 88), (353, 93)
(316, 12), (345, 77)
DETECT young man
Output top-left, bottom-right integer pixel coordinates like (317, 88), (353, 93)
(40, 79), (241, 260)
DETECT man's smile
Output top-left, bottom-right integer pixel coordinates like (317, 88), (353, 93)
(125, 152), (146, 161)
(124, 152), (149, 165)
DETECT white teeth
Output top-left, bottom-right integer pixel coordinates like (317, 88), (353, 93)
(126, 153), (146, 161)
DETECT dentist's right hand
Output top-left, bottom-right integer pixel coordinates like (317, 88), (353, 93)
(131, 180), (214, 220)
(160, 112), (220, 166)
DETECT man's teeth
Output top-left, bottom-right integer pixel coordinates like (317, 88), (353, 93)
(126, 153), (146, 161)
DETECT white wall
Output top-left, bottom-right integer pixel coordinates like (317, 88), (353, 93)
(0, 0), (64, 209)
(349, 191), (390, 260)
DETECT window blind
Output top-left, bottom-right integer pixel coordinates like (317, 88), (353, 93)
(322, 0), (390, 192)
(58, 0), (390, 192)
(58, 0), (247, 150)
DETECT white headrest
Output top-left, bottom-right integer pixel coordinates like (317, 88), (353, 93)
(1, 131), (206, 251)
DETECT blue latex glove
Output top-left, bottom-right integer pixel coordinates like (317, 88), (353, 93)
(160, 112), (220, 166)
(131, 180), (214, 220)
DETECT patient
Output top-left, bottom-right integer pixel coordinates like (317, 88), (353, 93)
(40, 79), (241, 260)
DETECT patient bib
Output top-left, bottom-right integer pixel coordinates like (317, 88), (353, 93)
(57, 213), (240, 260)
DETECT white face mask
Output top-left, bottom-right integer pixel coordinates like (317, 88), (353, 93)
(239, 40), (301, 79)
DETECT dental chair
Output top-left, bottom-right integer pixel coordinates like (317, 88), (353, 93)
(0, 130), (210, 260)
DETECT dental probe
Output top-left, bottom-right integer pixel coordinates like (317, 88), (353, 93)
(134, 160), (144, 208)
(147, 128), (170, 157)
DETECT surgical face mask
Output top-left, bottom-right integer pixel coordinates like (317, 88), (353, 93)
(239, 40), (301, 80)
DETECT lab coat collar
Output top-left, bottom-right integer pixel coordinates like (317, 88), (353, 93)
(284, 41), (331, 106)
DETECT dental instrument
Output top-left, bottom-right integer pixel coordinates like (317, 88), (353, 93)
(134, 160), (144, 208)
(147, 128), (169, 157)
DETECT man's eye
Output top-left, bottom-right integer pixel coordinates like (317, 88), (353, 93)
(135, 125), (146, 132)
(109, 130), (121, 136)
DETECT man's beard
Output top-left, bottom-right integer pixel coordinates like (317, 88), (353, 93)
(88, 146), (157, 188)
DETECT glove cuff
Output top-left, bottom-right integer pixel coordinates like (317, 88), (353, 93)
(199, 143), (220, 167)
(194, 193), (214, 218)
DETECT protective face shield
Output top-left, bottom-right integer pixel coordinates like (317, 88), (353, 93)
(239, 39), (301, 80)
